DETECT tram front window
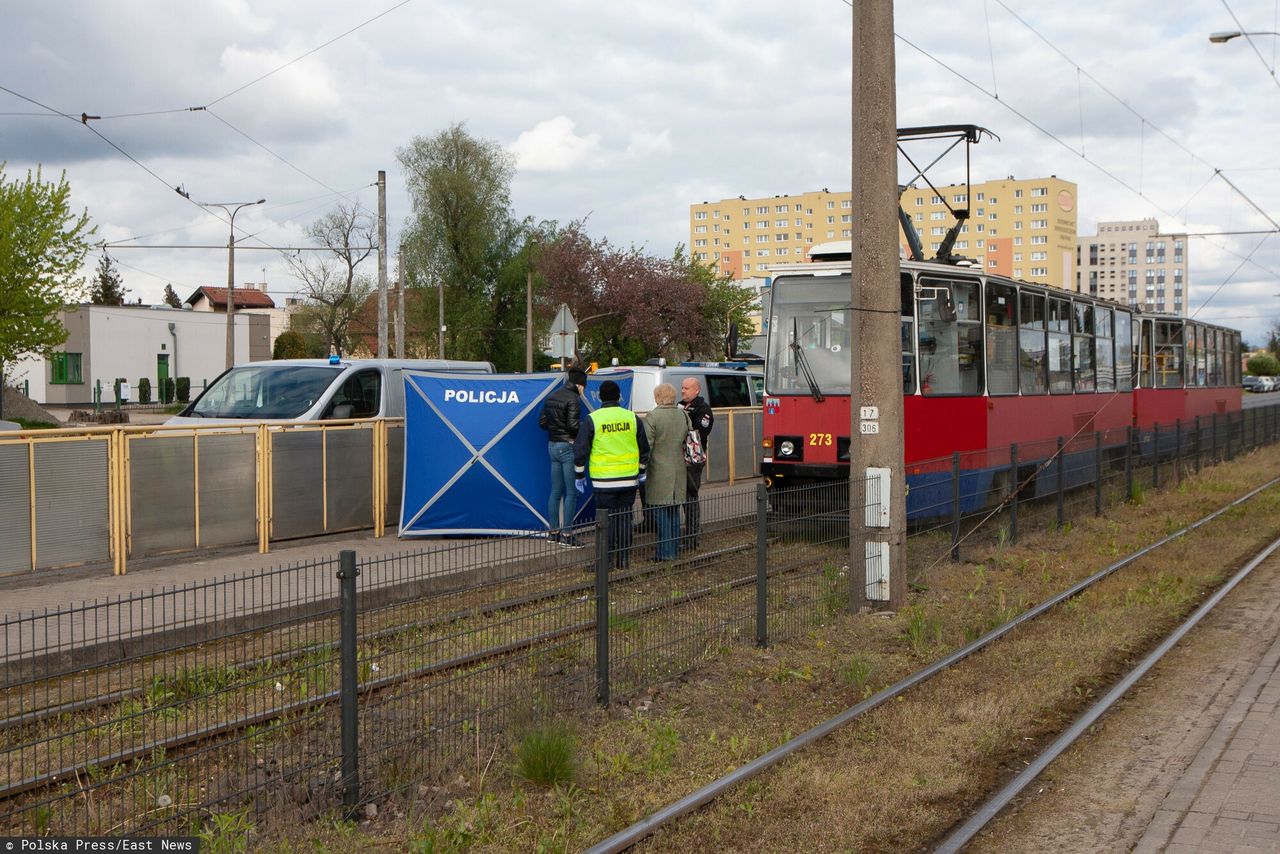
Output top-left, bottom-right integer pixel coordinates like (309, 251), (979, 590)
(765, 274), (853, 395)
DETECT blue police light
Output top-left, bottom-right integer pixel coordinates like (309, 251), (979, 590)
(329, 354), (340, 365)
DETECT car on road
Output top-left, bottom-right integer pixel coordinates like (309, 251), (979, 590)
(0, 420), (19, 431)
(1244, 376), (1265, 393)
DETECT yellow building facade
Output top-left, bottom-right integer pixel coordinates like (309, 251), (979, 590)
(689, 176), (1078, 291)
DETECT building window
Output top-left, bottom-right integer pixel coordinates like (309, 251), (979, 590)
(713, 211), (720, 219)
(829, 201), (837, 209)
(1031, 267), (1048, 276)
(1031, 235), (1047, 244)
(694, 225), (707, 233)
(757, 206), (768, 214)
(1031, 219), (1047, 229)
(826, 230), (835, 238)
(842, 229), (852, 237)
(775, 205), (787, 212)
(976, 192), (984, 201)
(695, 211), (707, 220)
(51, 352), (84, 384)
(1032, 187), (1047, 196)
(695, 239), (707, 247)
(1013, 236), (1023, 246)
(775, 233), (788, 241)
(775, 219), (787, 228)
(954, 194), (967, 203)
(1014, 189), (1024, 198)
(1031, 203), (1048, 212)
(777, 247), (789, 255)
(757, 235), (769, 243)
(841, 199), (852, 208)
(914, 198), (923, 207)
(756, 249), (770, 256)
(841, 214), (852, 223)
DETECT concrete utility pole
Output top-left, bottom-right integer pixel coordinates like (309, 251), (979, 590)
(377, 170), (389, 359)
(196, 198), (265, 370)
(850, 0), (907, 610)
(526, 238), (537, 372)
(438, 276), (446, 359)
(395, 246), (405, 358)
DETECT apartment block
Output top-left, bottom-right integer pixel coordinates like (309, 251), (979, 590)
(689, 175), (1079, 291)
(1075, 218), (1187, 315)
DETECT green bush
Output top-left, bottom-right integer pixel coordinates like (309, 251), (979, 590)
(1247, 353), (1280, 376)
(137, 377), (152, 404)
(161, 377), (175, 404)
(176, 377), (191, 403)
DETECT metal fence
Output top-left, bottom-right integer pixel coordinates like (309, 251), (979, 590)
(2, 404), (1277, 835)
(0, 410), (758, 578)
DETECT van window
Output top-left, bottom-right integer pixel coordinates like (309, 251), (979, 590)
(324, 369), (382, 418)
(190, 365), (341, 419)
(705, 374), (751, 407)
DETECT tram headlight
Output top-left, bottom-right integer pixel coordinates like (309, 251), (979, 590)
(779, 440), (796, 457)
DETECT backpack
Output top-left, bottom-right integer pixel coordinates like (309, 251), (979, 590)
(683, 428), (706, 465)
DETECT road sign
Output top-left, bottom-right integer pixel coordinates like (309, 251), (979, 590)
(549, 332), (577, 359)
(550, 304), (578, 335)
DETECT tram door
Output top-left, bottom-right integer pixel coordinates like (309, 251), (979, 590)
(1135, 318), (1155, 389)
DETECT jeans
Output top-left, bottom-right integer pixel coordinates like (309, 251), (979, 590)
(653, 505), (680, 560)
(547, 442), (576, 531)
(594, 488), (637, 569)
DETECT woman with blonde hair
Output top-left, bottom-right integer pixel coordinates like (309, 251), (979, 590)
(643, 383), (690, 561)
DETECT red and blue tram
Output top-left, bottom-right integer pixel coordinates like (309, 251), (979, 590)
(759, 256), (1242, 518)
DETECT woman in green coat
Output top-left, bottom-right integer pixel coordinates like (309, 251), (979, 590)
(643, 383), (690, 560)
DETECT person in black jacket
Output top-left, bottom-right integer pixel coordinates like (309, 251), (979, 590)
(678, 377), (714, 549)
(539, 368), (588, 547)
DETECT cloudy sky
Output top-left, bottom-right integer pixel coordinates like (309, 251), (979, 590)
(4, 0), (1280, 342)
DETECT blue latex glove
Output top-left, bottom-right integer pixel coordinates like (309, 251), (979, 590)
(638, 473), (647, 484)
(574, 479), (586, 494)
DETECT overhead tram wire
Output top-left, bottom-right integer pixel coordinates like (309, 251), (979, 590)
(840, 0), (1280, 288)
(882, 27), (1280, 293)
(1220, 0), (1280, 90)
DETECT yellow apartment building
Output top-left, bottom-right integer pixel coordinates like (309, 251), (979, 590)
(689, 176), (1079, 291)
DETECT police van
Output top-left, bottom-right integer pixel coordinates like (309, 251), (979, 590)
(166, 358), (494, 424)
(593, 361), (763, 413)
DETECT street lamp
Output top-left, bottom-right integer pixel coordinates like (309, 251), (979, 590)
(190, 197), (266, 369)
(1209, 30), (1280, 43)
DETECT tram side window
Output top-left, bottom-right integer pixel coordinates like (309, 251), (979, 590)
(1154, 321), (1183, 389)
(1233, 332), (1242, 385)
(1138, 319), (1154, 389)
(1048, 298), (1073, 394)
(985, 282), (1018, 395)
(917, 278), (983, 395)
(901, 273), (916, 394)
(1208, 327), (1218, 386)
(1018, 291), (1048, 394)
(1095, 307), (1115, 392)
(1073, 301), (1095, 392)
(1193, 325), (1206, 387)
(1115, 311), (1133, 392)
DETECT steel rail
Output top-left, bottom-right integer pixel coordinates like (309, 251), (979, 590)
(0, 541), (754, 733)
(1, 541), (774, 803)
(585, 474), (1280, 854)
(934, 532), (1280, 852)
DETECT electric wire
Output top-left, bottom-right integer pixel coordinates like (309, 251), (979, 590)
(1219, 0), (1280, 89)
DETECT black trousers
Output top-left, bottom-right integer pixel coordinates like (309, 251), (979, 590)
(595, 488), (637, 569)
(683, 463), (704, 547)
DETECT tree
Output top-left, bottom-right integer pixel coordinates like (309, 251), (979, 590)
(285, 203), (377, 356)
(89, 252), (127, 305)
(534, 223), (733, 364)
(162, 284), (182, 308)
(0, 164), (96, 418)
(398, 123), (518, 362)
(1247, 353), (1279, 377)
(272, 327), (323, 359)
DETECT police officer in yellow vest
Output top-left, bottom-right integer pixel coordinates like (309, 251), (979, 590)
(574, 380), (650, 569)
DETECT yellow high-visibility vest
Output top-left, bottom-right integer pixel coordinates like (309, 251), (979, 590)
(588, 406), (640, 483)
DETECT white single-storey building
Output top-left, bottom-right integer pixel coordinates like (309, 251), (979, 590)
(16, 305), (270, 405)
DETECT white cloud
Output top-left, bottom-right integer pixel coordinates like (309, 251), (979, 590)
(509, 116), (601, 172)
(625, 129), (673, 159)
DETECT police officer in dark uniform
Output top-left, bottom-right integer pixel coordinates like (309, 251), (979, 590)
(679, 377), (714, 549)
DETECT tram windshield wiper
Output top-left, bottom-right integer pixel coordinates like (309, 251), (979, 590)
(791, 318), (826, 403)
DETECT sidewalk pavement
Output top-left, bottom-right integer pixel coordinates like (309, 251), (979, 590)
(1136, 632), (1280, 853)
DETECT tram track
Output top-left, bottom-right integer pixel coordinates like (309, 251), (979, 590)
(0, 537), (780, 807)
(584, 475), (1280, 854)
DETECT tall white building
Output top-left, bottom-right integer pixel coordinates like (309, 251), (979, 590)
(1076, 218), (1187, 315)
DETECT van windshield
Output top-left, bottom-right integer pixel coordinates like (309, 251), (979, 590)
(188, 365), (342, 418)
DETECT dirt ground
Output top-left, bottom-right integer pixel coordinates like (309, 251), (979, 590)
(966, 546), (1280, 853)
